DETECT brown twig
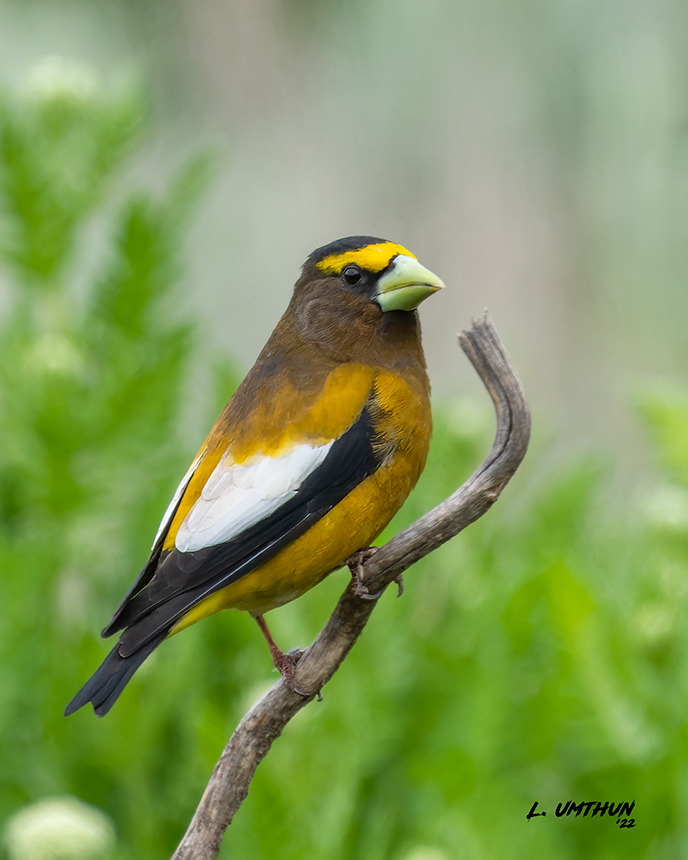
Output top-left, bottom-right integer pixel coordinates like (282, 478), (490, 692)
(171, 311), (531, 860)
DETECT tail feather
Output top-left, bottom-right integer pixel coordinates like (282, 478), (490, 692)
(64, 632), (167, 717)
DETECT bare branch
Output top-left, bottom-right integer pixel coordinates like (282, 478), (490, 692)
(172, 312), (531, 860)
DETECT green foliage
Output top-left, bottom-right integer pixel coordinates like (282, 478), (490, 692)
(1, 63), (686, 860)
(636, 386), (688, 487)
(0, 63), (237, 859)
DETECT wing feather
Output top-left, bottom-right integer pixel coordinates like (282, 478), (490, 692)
(176, 442), (333, 552)
(152, 453), (204, 546)
(108, 402), (382, 651)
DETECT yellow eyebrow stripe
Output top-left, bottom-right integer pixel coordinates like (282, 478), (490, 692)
(316, 242), (416, 274)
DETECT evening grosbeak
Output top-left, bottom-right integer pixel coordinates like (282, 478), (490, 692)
(65, 236), (444, 716)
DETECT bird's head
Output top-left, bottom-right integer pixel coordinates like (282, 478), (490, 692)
(282, 236), (444, 362)
(300, 236), (444, 313)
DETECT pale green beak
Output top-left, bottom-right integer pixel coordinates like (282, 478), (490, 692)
(375, 254), (445, 312)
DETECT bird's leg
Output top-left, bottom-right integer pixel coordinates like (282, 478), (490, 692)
(254, 614), (302, 688)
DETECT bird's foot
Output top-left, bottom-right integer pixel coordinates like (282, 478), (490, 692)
(275, 648), (303, 690)
(254, 615), (313, 696)
(347, 546), (382, 600)
(279, 650), (323, 698)
(347, 547), (404, 599)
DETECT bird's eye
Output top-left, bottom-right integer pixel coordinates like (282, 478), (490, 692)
(342, 265), (362, 286)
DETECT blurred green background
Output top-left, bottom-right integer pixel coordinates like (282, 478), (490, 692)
(0, 1), (687, 858)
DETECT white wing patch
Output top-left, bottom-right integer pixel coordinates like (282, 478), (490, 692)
(174, 442), (334, 553)
(151, 453), (204, 549)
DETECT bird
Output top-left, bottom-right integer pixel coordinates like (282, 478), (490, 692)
(65, 235), (444, 716)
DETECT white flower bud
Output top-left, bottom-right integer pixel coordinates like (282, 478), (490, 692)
(4, 796), (116, 860)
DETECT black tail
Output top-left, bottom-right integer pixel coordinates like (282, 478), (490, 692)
(64, 631), (167, 717)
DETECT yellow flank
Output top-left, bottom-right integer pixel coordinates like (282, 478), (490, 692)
(316, 242), (416, 275)
(168, 367), (431, 632)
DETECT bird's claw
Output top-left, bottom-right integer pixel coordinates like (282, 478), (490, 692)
(347, 546), (382, 600)
(275, 649), (309, 696)
(277, 647), (302, 677)
(347, 547), (405, 600)
(276, 649), (323, 700)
